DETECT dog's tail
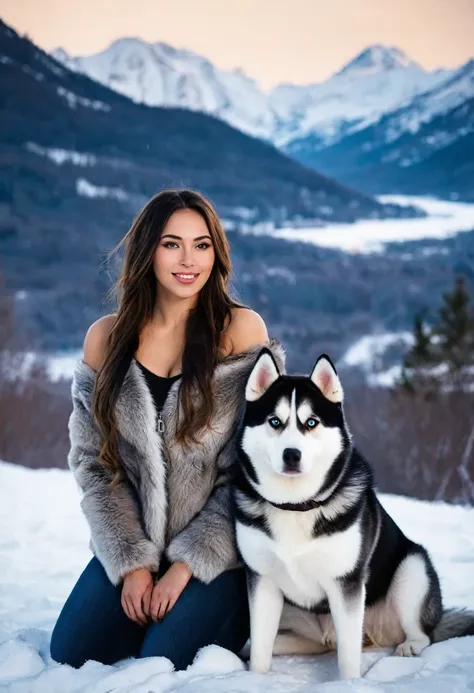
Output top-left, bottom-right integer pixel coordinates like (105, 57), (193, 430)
(432, 608), (474, 643)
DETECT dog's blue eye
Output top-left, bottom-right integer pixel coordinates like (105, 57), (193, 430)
(306, 418), (319, 429)
(269, 417), (281, 428)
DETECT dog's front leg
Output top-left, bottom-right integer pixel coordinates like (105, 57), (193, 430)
(248, 571), (284, 673)
(326, 579), (365, 679)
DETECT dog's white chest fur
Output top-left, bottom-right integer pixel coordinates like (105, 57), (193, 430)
(236, 507), (362, 610)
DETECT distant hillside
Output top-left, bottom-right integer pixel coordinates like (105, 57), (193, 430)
(4, 197), (474, 373)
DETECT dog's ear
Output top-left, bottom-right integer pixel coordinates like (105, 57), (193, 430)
(310, 354), (344, 404)
(245, 348), (281, 402)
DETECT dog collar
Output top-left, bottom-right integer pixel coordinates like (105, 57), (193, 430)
(267, 498), (323, 512)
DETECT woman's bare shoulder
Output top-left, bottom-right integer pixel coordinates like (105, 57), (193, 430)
(83, 314), (118, 371)
(222, 307), (268, 356)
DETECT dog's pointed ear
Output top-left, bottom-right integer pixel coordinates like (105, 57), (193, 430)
(310, 354), (344, 404)
(245, 348), (281, 402)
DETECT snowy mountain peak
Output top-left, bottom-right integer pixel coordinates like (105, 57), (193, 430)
(52, 36), (274, 140)
(337, 44), (420, 77)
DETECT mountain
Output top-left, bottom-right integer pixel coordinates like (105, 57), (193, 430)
(271, 46), (451, 148)
(381, 58), (474, 138)
(52, 38), (275, 141)
(335, 45), (419, 76)
(54, 39), (473, 199)
(53, 41), (450, 150)
(293, 61), (474, 200)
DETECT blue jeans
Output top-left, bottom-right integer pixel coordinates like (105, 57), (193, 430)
(50, 557), (250, 670)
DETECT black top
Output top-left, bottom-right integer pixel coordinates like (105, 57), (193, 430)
(135, 360), (181, 413)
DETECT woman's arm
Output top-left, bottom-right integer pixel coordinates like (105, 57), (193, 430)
(69, 317), (160, 587)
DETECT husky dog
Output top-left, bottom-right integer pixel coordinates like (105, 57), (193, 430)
(233, 348), (474, 680)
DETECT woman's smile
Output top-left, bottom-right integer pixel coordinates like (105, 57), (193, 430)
(172, 272), (200, 284)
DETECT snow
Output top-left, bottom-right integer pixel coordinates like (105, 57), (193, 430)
(384, 126), (472, 167)
(340, 332), (414, 387)
(56, 86), (110, 112)
(76, 177), (128, 201)
(382, 60), (474, 142)
(26, 143), (97, 167)
(46, 351), (83, 381)
(367, 365), (404, 388)
(21, 65), (44, 82)
(265, 196), (474, 253)
(341, 332), (413, 369)
(0, 461), (473, 691)
(265, 267), (296, 284)
(3, 350), (81, 384)
(335, 46), (419, 77)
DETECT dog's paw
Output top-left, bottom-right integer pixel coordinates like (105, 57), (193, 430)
(249, 658), (272, 674)
(394, 638), (429, 657)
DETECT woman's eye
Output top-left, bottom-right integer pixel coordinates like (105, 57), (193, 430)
(197, 242), (211, 250)
(306, 418), (319, 429)
(163, 242), (179, 249)
(269, 417), (281, 428)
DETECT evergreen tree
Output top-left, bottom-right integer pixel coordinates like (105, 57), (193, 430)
(399, 276), (474, 394)
(434, 276), (474, 383)
(405, 312), (433, 368)
(400, 312), (434, 394)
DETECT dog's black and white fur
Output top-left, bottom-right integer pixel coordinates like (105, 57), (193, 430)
(233, 348), (474, 680)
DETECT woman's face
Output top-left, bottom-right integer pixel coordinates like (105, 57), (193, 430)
(153, 209), (216, 300)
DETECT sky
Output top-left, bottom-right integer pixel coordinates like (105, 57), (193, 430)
(1, 0), (473, 89)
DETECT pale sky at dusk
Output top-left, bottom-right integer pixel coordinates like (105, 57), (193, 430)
(1, 0), (473, 89)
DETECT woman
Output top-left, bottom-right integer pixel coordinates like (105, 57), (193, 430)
(50, 189), (285, 671)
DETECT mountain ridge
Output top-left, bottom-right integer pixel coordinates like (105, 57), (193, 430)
(51, 35), (473, 200)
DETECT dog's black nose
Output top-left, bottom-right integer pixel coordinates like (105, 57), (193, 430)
(282, 448), (302, 472)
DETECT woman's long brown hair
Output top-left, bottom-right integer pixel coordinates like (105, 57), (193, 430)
(92, 189), (242, 482)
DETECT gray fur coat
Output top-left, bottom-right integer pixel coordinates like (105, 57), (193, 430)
(68, 340), (286, 586)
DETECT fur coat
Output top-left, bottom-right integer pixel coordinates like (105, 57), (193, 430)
(68, 340), (286, 586)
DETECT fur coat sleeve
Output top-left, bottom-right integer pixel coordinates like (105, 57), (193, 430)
(68, 362), (165, 586)
(165, 435), (240, 583)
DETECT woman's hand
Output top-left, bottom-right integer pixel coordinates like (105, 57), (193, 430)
(121, 567), (154, 626)
(149, 562), (192, 622)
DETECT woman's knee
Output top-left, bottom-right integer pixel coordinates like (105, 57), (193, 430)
(50, 625), (83, 668)
(138, 568), (249, 668)
(50, 587), (97, 668)
(49, 557), (128, 667)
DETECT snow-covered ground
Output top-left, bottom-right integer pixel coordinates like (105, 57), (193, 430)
(2, 350), (81, 384)
(268, 196), (474, 252)
(0, 460), (473, 692)
(340, 332), (413, 387)
(341, 332), (413, 370)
